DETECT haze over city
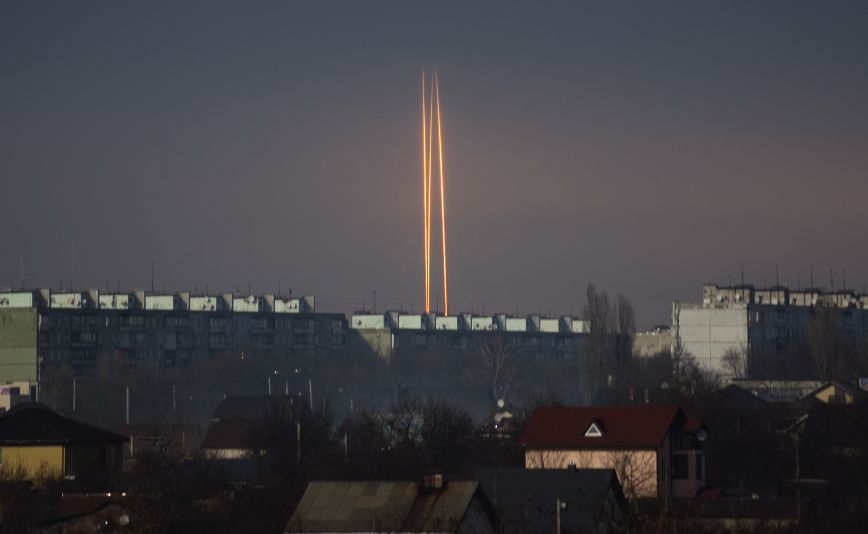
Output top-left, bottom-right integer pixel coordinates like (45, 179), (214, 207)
(3, 1), (868, 326)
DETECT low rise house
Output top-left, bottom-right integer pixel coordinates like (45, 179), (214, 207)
(0, 403), (127, 480)
(474, 467), (625, 533)
(284, 475), (495, 533)
(38, 492), (131, 533)
(521, 405), (706, 499)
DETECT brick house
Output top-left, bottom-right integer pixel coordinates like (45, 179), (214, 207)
(521, 405), (706, 499)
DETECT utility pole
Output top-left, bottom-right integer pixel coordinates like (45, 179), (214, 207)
(126, 386), (130, 425)
(308, 378), (313, 411)
(555, 499), (566, 534)
(296, 422), (302, 467)
(172, 384), (176, 417)
(72, 378), (76, 412)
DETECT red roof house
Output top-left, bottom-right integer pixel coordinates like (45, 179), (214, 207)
(521, 405), (706, 499)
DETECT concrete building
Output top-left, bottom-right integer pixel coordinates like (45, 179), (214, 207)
(349, 311), (591, 361)
(0, 288), (346, 381)
(633, 325), (672, 358)
(672, 284), (868, 378)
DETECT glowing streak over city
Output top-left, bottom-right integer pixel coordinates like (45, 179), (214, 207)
(420, 70), (449, 315)
(421, 72), (429, 313)
(435, 72), (448, 316)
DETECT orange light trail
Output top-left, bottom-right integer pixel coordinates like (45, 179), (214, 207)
(427, 75), (435, 312)
(420, 69), (450, 316)
(421, 72), (429, 313)
(435, 71), (448, 316)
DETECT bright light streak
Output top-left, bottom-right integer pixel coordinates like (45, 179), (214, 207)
(435, 71), (448, 316)
(427, 76), (435, 313)
(420, 68), (451, 316)
(421, 72), (429, 313)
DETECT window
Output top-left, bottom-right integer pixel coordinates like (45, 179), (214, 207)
(672, 453), (688, 480)
(584, 421), (604, 438)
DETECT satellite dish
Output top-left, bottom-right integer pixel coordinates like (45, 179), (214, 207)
(497, 399), (505, 408)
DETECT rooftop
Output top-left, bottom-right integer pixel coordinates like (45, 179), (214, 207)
(285, 480), (485, 533)
(521, 405), (684, 449)
(0, 403), (128, 446)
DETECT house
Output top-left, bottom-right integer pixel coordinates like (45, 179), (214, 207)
(38, 492), (131, 533)
(473, 467), (625, 533)
(202, 394), (297, 460)
(0, 403), (127, 480)
(201, 418), (273, 459)
(802, 381), (862, 405)
(211, 394), (296, 421)
(284, 475), (495, 533)
(521, 405), (706, 499)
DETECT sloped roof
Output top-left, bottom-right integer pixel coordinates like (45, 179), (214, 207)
(0, 404), (127, 446)
(474, 467), (624, 533)
(201, 418), (269, 450)
(284, 481), (482, 533)
(521, 405), (683, 449)
(212, 395), (295, 421)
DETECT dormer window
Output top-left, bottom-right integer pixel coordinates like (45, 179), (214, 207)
(584, 419), (604, 438)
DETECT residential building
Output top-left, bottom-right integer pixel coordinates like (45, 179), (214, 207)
(633, 325), (671, 358)
(0, 288), (345, 380)
(350, 311), (590, 361)
(39, 493), (131, 533)
(521, 405), (706, 499)
(672, 283), (868, 378)
(0, 403), (127, 480)
(201, 394), (296, 461)
(473, 467), (625, 533)
(284, 476), (495, 533)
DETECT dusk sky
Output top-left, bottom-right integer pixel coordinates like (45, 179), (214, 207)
(2, 2), (867, 327)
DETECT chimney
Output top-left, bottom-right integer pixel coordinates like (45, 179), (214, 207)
(423, 471), (445, 490)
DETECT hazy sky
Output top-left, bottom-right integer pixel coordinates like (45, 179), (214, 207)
(2, 1), (867, 326)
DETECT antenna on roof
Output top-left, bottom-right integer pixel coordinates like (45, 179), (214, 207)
(740, 265), (745, 286)
(151, 260), (155, 292)
(19, 252), (24, 290)
(830, 269), (834, 291)
(810, 265), (814, 288)
(775, 264), (779, 286)
(843, 268), (846, 290)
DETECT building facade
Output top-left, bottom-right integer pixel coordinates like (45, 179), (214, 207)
(672, 284), (868, 378)
(349, 311), (590, 361)
(0, 289), (347, 381)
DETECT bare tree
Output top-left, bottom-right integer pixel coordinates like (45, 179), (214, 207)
(721, 343), (750, 379)
(809, 304), (844, 381)
(604, 450), (658, 504)
(474, 334), (519, 403)
(524, 448), (569, 469)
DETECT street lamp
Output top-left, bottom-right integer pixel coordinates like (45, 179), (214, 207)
(556, 498), (567, 534)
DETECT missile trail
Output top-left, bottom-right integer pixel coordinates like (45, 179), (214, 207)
(421, 72), (429, 313)
(427, 76), (435, 313)
(435, 71), (448, 316)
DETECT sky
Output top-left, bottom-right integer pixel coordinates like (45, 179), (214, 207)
(2, 1), (867, 327)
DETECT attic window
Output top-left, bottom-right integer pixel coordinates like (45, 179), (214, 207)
(584, 420), (604, 438)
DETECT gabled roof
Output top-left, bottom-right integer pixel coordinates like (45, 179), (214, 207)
(804, 381), (862, 402)
(0, 404), (128, 446)
(201, 418), (269, 450)
(473, 467), (625, 533)
(521, 405), (683, 449)
(212, 395), (295, 422)
(284, 481), (484, 533)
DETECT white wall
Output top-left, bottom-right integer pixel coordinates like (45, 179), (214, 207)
(674, 306), (748, 374)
